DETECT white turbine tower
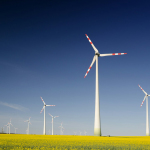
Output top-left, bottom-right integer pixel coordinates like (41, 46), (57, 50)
(84, 130), (87, 136)
(48, 129), (51, 135)
(40, 97), (55, 135)
(8, 119), (13, 134)
(48, 113), (59, 135)
(26, 128), (28, 134)
(138, 84), (150, 136)
(84, 34), (127, 136)
(14, 127), (18, 134)
(59, 122), (64, 135)
(4, 123), (9, 134)
(79, 131), (82, 135)
(24, 117), (31, 134)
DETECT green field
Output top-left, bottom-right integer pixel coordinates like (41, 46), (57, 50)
(0, 134), (150, 150)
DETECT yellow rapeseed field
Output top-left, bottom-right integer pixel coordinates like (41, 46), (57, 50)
(0, 134), (150, 150)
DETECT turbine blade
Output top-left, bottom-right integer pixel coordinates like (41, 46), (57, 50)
(40, 106), (45, 114)
(85, 34), (99, 53)
(100, 53), (127, 57)
(138, 84), (148, 95)
(40, 97), (46, 105)
(46, 105), (55, 106)
(54, 116), (59, 118)
(84, 55), (96, 78)
(48, 113), (53, 117)
(140, 95), (147, 107)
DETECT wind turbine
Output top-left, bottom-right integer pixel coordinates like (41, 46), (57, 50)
(26, 128), (28, 134)
(8, 119), (13, 134)
(24, 117), (31, 134)
(48, 113), (59, 135)
(84, 34), (127, 136)
(59, 122), (64, 135)
(48, 129), (51, 135)
(14, 127), (18, 134)
(84, 130), (87, 136)
(79, 131), (82, 135)
(4, 123), (9, 134)
(74, 131), (77, 135)
(40, 97), (55, 135)
(138, 84), (150, 136)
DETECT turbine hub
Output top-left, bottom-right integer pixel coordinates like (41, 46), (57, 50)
(95, 53), (100, 57)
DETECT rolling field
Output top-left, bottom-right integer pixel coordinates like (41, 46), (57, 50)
(0, 134), (150, 150)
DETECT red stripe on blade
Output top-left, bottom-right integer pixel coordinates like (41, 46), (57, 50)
(89, 66), (91, 69)
(112, 53), (115, 55)
(90, 42), (92, 44)
(118, 53), (121, 55)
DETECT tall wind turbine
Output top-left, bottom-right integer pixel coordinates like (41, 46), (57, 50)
(59, 122), (64, 135)
(48, 113), (59, 135)
(79, 131), (82, 135)
(4, 123), (9, 134)
(84, 34), (127, 136)
(40, 97), (55, 135)
(138, 84), (150, 136)
(14, 127), (18, 134)
(24, 117), (31, 134)
(84, 130), (87, 136)
(8, 119), (13, 134)
(48, 129), (51, 135)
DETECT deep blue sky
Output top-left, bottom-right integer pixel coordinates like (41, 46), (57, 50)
(0, 0), (150, 136)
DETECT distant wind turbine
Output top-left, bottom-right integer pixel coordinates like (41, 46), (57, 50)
(4, 123), (9, 134)
(138, 84), (150, 136)
(79, 131), (82, 135)
(8, 119), (13, 134)
(40, 97), (55, 135)
(84, 34), (127, 136)
(48, 129), (51, 135)
(74, 131), (77, 135)
(84, 130), (87, 136)
(59, 122), (64, 135)
(48, 113), (59, 135)
(24, 117), (31, 134)
(14, 127), (18, 134)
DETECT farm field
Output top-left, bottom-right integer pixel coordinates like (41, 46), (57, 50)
(0, 134), (150, 150)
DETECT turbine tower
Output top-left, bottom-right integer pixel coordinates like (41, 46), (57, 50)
(84, 34), (127, 136)
(48, 129), (51, 135)
(84, 130), (87, 136)
(79, 131), (82, 135)
(138, 84), (150, 136)
(40, 97), (55, 135)
(4, 123), (9, 134)
(14, 127), (18, 134)
(24, 117), (31, 134)
(8, 119), (13, 134)
(48, 113), (59, 135)
(59, 122), (64, 135)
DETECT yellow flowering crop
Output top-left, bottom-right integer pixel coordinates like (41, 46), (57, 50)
(0, 134), (150, 150)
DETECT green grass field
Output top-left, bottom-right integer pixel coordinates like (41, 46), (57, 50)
(0, 134), (150, 150)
